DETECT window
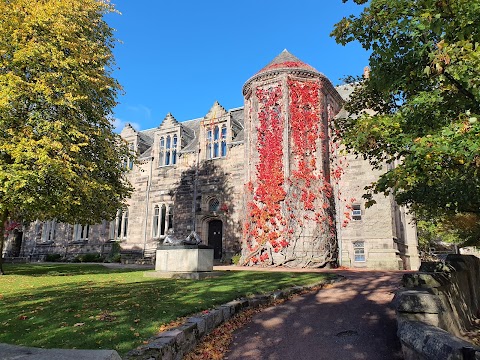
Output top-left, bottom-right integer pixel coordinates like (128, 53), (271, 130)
(209, 198), (220, 212)
(73, 224), (89, 241)
(110, 209), (129, 240)
(159, 134), (177, 167)
(152, 203), (173, 238)
(206, 125), (227, 159)
(128, 143), (134, 170)
(41, 220), (56, 242)
(352, 204), (362, 221)
(172, 135), (177, 165)
(353, 241), (365, 262)
(221, 125), (227, 157)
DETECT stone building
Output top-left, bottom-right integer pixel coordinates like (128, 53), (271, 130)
(4, 50), (420, 270)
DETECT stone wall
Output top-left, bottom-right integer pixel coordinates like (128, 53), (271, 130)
(394, 255), (480, 359)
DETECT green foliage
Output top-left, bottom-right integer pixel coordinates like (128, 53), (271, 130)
(106, 241), (122, 263)
(0, 264), (336, 355)
(0, 0), (134, 273)
(45, 254), (62, 262)
(74, 252), (104, 263)
(231, 254), (241, 265)
(332, 1), (480, 225)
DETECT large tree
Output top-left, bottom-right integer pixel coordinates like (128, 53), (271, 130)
(0, 0), (133, 274)
(331, 1), (480, 228)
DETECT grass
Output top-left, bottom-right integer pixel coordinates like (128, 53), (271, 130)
(0, 263), (335, 355)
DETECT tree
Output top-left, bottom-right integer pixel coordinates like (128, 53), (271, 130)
(0, 0), (133, 274)
(331, 0), (480, 238)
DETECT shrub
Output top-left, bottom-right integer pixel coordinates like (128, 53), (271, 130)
(231, 254), (241, 265)
(75, 253), (104, 263)
(45, 254), (62, 262)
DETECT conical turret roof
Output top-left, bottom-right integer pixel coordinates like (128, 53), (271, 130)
(243, 50), (324, 96)
(258, 49), (318, 73)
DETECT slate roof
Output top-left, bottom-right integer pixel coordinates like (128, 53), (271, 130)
(134, 107), (246, 156)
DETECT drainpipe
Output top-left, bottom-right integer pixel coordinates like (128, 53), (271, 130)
(143, 156), (154, 256)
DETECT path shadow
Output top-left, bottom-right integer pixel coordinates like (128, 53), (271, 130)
(227, 271), (405, 360)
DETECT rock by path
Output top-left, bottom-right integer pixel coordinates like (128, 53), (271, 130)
(225, 270), (405, 360)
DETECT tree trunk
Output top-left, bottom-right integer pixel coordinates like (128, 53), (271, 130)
(0, 210), (9, 275)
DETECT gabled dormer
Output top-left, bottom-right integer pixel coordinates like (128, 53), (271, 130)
(155, 113), (181, 167)
(201, 101), (230, 160)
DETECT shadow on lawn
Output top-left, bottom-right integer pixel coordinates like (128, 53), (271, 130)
(0, 267), (330, 355)
(3, 263), (141, 276)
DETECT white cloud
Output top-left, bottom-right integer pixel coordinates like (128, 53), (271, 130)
(111, 117), (141, 132)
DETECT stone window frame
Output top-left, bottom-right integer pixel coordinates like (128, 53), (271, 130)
(109, 209), (129, 240)
(353, 241), (366, 262)
(41, 220), (56, 243)
(152, 203), (173, 239)
(208, 198), (221, 212)
(352, 203), (362, 221)
(73, 224), (90, 242)
(206, 124), (227, 160)
(159, 134), (178, 167)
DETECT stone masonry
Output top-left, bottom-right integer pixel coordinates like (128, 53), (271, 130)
(4, 50), (420, 270)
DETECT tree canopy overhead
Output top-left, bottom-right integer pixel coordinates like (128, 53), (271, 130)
(0, 0), (133, 273)
(331, 0), (480, 218)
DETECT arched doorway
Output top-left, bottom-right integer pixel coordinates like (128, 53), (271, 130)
(208, 220), (223, 260)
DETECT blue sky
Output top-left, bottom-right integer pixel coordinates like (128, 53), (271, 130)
(105, 1), (369, 132)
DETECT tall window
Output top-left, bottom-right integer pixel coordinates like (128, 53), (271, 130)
(221, 125), (227, 157)
(165, 135), (171, 165)
(41, 220), (56, 242)
(213, 126), (219, 158)
(159, 134), (177, 166)
(206, 125), (227, 159)
(354, 241), (365, 262)
(128, 143), (134, 170)
(110, 209), (129, 240)
(152, 203), (173, 238)
(73, 224), (89, 241)
(159, 137), (165, 166)
(172, 135), (177, 165)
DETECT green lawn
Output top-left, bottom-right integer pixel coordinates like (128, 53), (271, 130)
(0, 263), (334, 355)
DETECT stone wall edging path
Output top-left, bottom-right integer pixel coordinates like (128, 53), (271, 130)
(124, 273), (341, 360)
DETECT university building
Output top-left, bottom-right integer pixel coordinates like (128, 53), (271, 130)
(5, 50), (420, 270)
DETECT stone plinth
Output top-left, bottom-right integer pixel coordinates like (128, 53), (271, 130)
(155, 245), (213, 272)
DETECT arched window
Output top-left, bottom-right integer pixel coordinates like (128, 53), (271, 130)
(213, 126), (219, 158)
(160, 204), (167, 236)
(221, 125), (227, 157)
(209, 198), (220, 212)
(165, 136), (171, 165)
(206, 129), (213, 159)
(111, 209), (129, 240)
(153, 203), (174, 238)
(172, 135), (177, 165)
(42, 220), (56, 242)
(128, 143), (135, 170)
(73, 224), (89, 241)
(159, 137), (165, 166)
(122, 210), (128, 238)
(153, 205), (160, 238)
(159, 134), (178, 167)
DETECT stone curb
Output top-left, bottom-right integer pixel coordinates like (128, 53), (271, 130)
(124, 276), (340, 360)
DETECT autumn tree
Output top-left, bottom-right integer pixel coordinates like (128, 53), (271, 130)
(331, 0), (480, 239)
(0, 0), (133, 274)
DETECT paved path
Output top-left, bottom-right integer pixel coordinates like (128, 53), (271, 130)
(224, 270), (405, 360)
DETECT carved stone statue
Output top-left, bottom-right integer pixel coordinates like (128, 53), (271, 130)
(162, 229), (202, 246)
